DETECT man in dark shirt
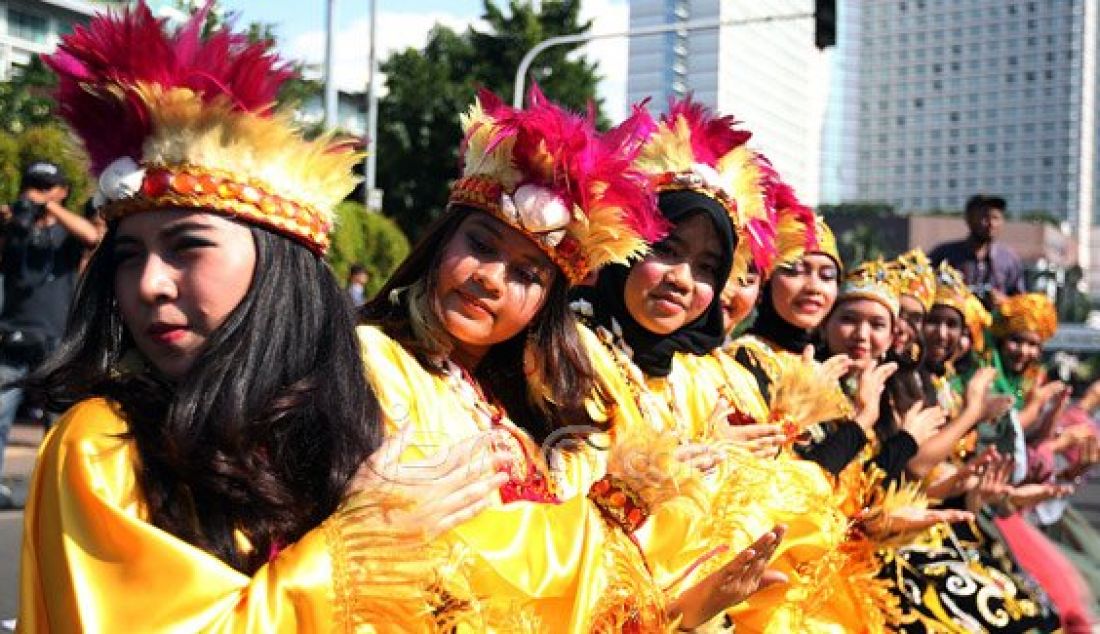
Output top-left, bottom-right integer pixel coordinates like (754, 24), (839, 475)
(0, 162), (99, 508)
(928, 194), (1025, 308)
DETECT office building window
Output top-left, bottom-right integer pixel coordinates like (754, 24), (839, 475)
(8, 9), (48, 43)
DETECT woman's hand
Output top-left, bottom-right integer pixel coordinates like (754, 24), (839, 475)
(923, 448), (996, 500)
(804, 345), (852, 384)
(860, 506), (974, 539)
(963, 367), (997, 413)
(966, 451), (1014, 514)
(899, 403), (947, 446)
(1030, 379), (1068, 411)
(675, 443), (724, 474)
(716, 423), (786, 458)
(349, 427), (510, 540)
(668, 526), (788, 630)
(1059, 432), (1100, 482)
(852, 360), (898, 432)
(1006, 482), (1074, 509)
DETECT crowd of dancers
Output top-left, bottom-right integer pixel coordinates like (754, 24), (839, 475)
(14, 4), (1100, 632)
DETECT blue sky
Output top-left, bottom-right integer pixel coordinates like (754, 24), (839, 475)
(176, 0), (630, 119)
(218, 0), (484, 45)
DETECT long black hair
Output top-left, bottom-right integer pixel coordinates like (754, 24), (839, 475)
(25, 222), (380, 574)
(361, 206), (603, 446)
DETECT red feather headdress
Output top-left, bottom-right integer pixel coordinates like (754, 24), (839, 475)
(44, 2), (359, 254)
(450, 86), (667, 284)
(632, 96), (780, 282)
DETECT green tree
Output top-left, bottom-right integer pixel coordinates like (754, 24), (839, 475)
(0, 124), (91, 206)
(0, 57), (58, 135)
(376, 0), (604, 240)
(470, 0), (603, 118)
(328, 201), (410, 299)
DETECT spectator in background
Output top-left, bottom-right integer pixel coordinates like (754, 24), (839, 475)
(345, 263), (369, 307)
(928, 194), (1025, 308)
(0, 161), (99, 509)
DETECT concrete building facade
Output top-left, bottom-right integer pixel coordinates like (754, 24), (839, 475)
(626, 0), (828, 204)
(820, 0), (1100, 293)
(0, 1), (109, 80)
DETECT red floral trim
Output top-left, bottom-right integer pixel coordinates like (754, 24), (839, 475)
(103, 166), (330, 255)
(449, 176), (588, 284)
(588, 474), (650, 533)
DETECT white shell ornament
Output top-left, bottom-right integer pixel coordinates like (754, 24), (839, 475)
(98, 156), (146, 204)
(512, 184), (570, 233)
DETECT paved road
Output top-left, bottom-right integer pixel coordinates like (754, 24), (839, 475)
(1, 423), (39, 630)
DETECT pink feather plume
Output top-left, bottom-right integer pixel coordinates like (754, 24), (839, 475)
(473, 85), (667, 243)
(664, 97), (752, 167)
(43, 1), (294, 173)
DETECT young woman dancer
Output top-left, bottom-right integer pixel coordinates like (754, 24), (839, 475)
(19, 5), (507, 630)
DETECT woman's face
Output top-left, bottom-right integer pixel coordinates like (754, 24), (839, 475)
(1000, 331), (1043, 374)
(923, 304), (964, 367)
(770, 253), (839, 330)
(114, 210), (256, 379)
(893, 295), (925, 355)
(434, 214), (555, 364)
(824, 298), (894, 370)
(720, 269), (762, 335)
(623, 212), (724, 335)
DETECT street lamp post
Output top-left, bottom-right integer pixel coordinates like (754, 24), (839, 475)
(323, 0), (338, 128)
(512, 12), (814, 108)
(364, 0), (379, 209)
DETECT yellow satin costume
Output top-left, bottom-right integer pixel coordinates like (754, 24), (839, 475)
(18, 398), (470, 633)
(713, 334), (889, 633)
(356, 323), (685, 632)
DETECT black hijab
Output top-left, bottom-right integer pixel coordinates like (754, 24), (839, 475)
(745, 279), (815, 354)
(574, 189), (735, 377)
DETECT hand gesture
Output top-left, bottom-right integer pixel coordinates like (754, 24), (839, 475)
(859, 505), (974, 539)
(853, 360), (898, 431)
(675, 443), (724, 474)
(963, 367), (997, 412)
(669, 526), (788, 629)
(899, 403), (946, 445)
(1058, 433), (1100, 482)
(967, 452), (1014, 513)
(805, 345), (852, 384)
(979, 394), (1015, 424)
(924, 448), (998, 500)
(1007, 482), (1074, 509)
(717, 423), (786, 458)
(1030, 380), (1067, 410)
(349, 427), (510, 540)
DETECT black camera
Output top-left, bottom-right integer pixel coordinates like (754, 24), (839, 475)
(9, 197), (47, 229)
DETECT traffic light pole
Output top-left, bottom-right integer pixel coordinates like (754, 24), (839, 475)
(512, 11), (814, 109)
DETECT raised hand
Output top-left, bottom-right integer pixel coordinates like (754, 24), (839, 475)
(350, 426), (511, 540)
(899, 403), (947, 445)
(963, 367), (997, 412)
(852, 359), (899, 432)
(668, 525), (788, 629)
(967, 451), (1014, 513)
(861, 505), (975, 539)
(1007, 482), (1074, 509)
(717, 423), (786, 458)
(923, 449), (996, 500)
(675, 443), (724, 474)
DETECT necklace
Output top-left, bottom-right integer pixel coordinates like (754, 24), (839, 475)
(437, 357), (560, 504)
(588, 318), (688, 439)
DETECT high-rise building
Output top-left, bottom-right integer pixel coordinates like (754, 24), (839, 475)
(821, 0), (1099, 288)
(0, 1), (112, 79)
(626, 0), (828, 204)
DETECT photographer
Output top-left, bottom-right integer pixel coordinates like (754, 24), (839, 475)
(0, 161), (98, 508)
